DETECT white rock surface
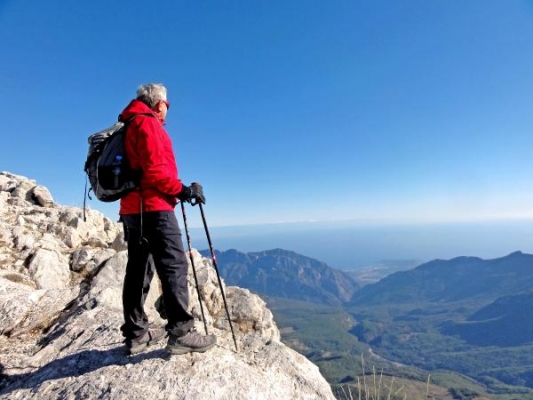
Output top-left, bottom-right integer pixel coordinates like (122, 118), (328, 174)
(0, 172), (335, 400)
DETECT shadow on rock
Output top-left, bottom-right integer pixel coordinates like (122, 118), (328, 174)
(0, 346), (169, 395)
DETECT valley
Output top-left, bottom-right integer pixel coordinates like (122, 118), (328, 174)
(207, 248), (533, 399)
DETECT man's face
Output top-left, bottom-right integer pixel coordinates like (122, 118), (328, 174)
(155, 99), (170, 121)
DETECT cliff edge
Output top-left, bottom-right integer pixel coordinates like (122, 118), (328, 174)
(0, 172), (335, 400)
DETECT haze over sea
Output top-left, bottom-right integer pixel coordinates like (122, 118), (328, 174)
(189, 219), (533, 270)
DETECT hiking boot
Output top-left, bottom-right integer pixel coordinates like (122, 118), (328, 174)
(166, 328), (217, 355)
(125, 328), (167, 355)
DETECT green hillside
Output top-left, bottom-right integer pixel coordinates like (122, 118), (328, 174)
(441, 292), (533, 347)
(350, 251), (533, 305)
(268, 297), (526, 400)
(211, 249), (533, 398)
(346, 252), (533, 394)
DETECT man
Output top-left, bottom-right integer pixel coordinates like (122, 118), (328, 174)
(119, 83), (216, 355)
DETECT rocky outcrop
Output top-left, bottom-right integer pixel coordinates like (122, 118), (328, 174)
(0, 172), (335, 399)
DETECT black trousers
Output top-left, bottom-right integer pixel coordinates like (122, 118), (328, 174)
(120, 211), (193, 339)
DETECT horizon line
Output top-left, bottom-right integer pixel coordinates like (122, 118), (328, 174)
(187, 215), (533, 230)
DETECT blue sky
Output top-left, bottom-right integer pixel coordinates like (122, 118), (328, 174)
(2, 1), (533, 228)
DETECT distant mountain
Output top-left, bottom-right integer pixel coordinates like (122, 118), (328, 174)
(347, 251), (533, 392)
(200, 248), (360, 306)
(350, 251), (533, 305)
(440, 291), (533, 347)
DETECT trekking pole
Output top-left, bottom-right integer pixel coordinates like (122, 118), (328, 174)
(198, 202), (239, 352)
(180, 201), (209, 335)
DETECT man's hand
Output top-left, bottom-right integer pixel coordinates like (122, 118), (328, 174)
(189, 182), (206, 205)
(177, 182), (206, 205)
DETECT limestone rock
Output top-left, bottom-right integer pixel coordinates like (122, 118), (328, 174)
(111, 229), (127, 251)
(0, 173), (18, 192)
(11, 179), (36, 203)
(27, 248), (71, 290)
(31, 185), (54, 207)
(0, 277), (35, 335)
(0, 277), (78, 337)
(0, 172), (336, 400)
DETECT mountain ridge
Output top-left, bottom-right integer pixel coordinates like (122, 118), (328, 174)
(200, 247), (360, 306)
(350, 250), (533, 305)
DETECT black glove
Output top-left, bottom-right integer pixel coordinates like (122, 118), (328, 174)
(177, 182), (206, 205)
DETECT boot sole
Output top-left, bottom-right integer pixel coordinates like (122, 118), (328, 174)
(165, 341), (216, 355)
(126, 331), (168, 355)
(128, 343), (149, 355)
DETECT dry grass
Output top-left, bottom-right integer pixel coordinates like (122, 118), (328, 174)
(336, 355), (454, 400)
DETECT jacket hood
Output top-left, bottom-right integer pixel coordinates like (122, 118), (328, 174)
(119, 99), (158, 122)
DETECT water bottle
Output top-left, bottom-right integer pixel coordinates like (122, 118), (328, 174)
(112, 155), (122, 189)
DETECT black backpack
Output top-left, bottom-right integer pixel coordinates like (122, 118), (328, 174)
(84, 114), (150, 204)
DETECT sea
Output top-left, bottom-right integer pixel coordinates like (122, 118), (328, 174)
(188, 219), (533, 270)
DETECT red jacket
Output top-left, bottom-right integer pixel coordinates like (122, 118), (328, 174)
(119, 99), (184, 214)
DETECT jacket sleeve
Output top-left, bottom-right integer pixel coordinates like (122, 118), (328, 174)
(132, 116), (184, 196)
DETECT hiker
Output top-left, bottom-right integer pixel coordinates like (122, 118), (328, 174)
(118, 83), (216, 355)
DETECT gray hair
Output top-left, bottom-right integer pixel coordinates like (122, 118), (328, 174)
(136, 83), (168, 108)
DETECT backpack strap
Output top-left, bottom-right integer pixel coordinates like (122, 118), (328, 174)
(120, 112), (155, 172)
(119, 112), (155, 184)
